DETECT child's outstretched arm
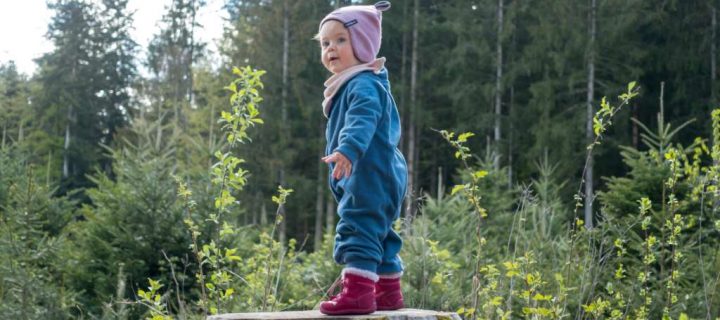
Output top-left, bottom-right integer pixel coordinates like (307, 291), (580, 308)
(334, 79), (383, 167)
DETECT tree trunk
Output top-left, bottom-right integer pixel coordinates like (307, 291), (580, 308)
(1, 124), (5, 148)
(494, 0), (504, 170)
(326, 193), (336, 238)
(404, 0), (419, 223)
(155, 104), (164, 151)
(209, 103), (215, 168)
(261, 200), (268, 225)
(253, 192), (260, 225)
(187, 0), (197, 107)
(398, 0), (410, 206)
(18, 120), (23, 143)
(46, 151), (52, 187)
(632, 102), (639, 148)
(278, 0), (290, 246)
(436, 166), (443, 201)
(314, 125), (325, 251)
(282, 0), (289, 125)
(584, 0), (596, 230)
(63, 105), (73, 179)
(712, 5), (717, 104)
(398, 0), (409, 150)
(508, 86), (514, 189)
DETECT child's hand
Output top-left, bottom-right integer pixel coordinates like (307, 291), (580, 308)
(322, 152), (352, 180)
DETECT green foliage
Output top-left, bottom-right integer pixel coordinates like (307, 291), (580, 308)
(6, 1), (720, 318)
(63, 120), (190, 317)
(174, 66), (269, 316)
(136, 66), (317, 316)
(0, 148), (78, 318)
(402, 232), (463, 311)
(592, 82), (639, 141)
(589, 107), (720, 318)
(137, 279), (173, 320)
(34, 0), (137, 193)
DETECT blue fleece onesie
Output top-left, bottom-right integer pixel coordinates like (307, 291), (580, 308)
(325, 67), (407, 275)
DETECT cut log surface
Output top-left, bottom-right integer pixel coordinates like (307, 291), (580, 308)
(208, 309), (461, 320)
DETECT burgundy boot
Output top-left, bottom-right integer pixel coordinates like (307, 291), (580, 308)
(320, 272), (377, 315)
(375, 276), (404, 310)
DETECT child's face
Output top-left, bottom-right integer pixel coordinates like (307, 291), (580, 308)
(319, 20), (361, 74)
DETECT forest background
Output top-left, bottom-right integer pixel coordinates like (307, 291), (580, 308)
(2, 0), (720, 319)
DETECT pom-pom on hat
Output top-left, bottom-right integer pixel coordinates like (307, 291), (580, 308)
(319, 1), (391, 63)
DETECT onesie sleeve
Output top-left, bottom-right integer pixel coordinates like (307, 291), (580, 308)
(334, 77), (384, 166)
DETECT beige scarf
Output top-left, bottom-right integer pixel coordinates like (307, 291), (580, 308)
(322, 57), (386, 117)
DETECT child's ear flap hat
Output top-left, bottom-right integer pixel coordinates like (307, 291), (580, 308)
(320, 1), (391, 63)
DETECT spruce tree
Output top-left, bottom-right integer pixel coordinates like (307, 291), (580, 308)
(36, 0), (103, 193)
(35, 0), (137, 194)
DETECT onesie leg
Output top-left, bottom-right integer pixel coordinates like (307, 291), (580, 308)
(332, 192), (385, 272)
(377, 227), (403, 274)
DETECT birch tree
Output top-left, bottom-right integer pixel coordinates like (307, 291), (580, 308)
(494, 0), (504, 170)
(584, 0), (597, 229)
(404, 0), (419, 222)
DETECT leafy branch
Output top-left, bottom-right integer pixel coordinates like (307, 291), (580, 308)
(438, 130), (489, 319)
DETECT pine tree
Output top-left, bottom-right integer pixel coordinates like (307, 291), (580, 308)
(67, 121), (191, 316)
(35, 0), (137, 194)
(0, 148), (77, 318)
(147, 0), (206, 131)
(0, 62), (31, 149)
(36, 0), (103, 193)
(95, 0), (137, 161)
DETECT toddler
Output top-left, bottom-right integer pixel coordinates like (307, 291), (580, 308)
(316, 1), (407, 315)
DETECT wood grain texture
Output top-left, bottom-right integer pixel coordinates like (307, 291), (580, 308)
(208, 308), (461, 320)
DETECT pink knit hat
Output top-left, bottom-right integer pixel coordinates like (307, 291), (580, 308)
(319, 1), (391, 63)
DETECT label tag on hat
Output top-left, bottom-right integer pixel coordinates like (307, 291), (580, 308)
(374, 1), (391, 11)
(344, 19), (358, 28)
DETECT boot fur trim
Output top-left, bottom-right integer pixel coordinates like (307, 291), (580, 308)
(342, 267), (379, 282)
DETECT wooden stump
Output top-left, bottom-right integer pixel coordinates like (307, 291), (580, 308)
(208, 309), (461, 320)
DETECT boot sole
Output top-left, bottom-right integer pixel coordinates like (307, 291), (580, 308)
(320, 308), (376, 315)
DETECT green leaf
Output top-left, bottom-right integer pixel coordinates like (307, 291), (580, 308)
(451, 184), (466, 195)
(593, 117), (602, 136)
(628, 81), (636, 92)
(457, 132), (475, 142)
(472, 170), (488, 179)
(532, 293), (552, 301)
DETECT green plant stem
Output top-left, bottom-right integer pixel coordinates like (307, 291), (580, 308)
(642, 223), (650, 319)
(263, 203), (284, 311)
(183, 192), (209, 313)
(562, 89), (637, 315)
(660, 182), (666, 280)
(698, 186), (712, 319)
(664, 153), (680, 317)
(460, 156), (485, 320)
